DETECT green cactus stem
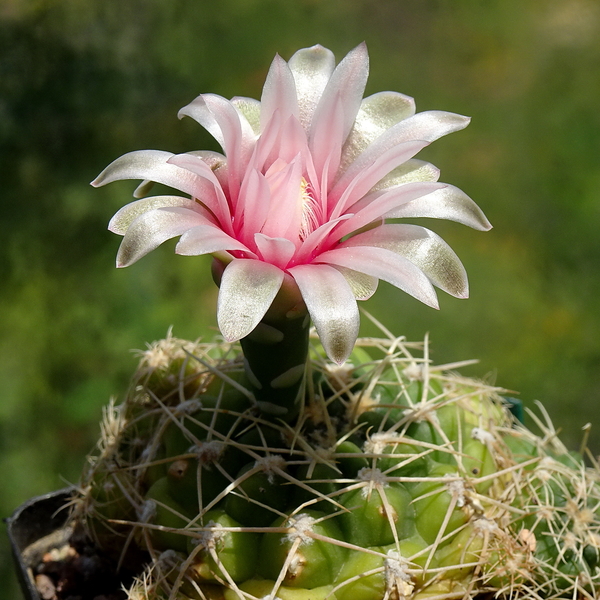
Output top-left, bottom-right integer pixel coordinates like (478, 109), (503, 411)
(213, 258), (310, 421)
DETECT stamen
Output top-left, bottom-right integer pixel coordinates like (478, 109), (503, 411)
(298, 178), (321, 241)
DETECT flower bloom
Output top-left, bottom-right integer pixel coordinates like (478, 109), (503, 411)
(93, 44), (491, 363)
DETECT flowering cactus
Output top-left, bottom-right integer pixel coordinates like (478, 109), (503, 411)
(92, 43), (490, 418)
(75, 44), (600, 600)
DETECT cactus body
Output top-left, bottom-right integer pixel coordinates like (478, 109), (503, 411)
(72, 333), (600, 600)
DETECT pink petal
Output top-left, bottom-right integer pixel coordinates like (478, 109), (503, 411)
(236, 169), (271, 243)
(109, 195), (213, 235)
(334, 182), (446, 239)
(180, 94), (256, 198)
(116, 207), (209, 267)
(310, 92), (345, 192)
(254, 233), (296, 269)
(274, 115), (309, 165)
(289, 263), (359, 364)
(332, 110), (470, 196)
(317, 245), (439, 309)
(217, 259), (284, 342)
(293, 213), (352, 265)
(176, 224), (253, 257)
(260, 54), (299, 131)
(309, 43), (369, 164)
(199, 94), (250, 197)
(331, 140), (431, 218)
(259, 157), (304, 241)
(166, 153), (232, 232)
(247, 109), (283, 174)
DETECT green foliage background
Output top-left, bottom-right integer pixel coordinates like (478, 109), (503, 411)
(2, 1), (600, 597)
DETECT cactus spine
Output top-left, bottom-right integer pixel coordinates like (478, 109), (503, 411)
(72, 331), (600, 600)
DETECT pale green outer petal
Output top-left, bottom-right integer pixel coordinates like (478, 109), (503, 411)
(340, 91), (416, 171)
(109, 196), (203, 235)
(217, 259), (284, 342)
(342, 224), (469, 298)
(133, 179), (155, 198)
(370, 159), (441, 190)
(116, 207), (206, 267)
(231, 97), (262, 135)
(333, 265), (379, 300)
(385, 184), (492, 231)
(289, 264), (360, 365)
(288, 45), (336, 131)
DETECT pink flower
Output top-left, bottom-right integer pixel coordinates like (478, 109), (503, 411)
(92, 44), (491, 364)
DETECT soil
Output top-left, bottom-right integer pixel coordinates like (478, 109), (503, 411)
(24, 525), (136, 600)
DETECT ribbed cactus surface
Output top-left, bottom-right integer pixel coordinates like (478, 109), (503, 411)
(72, 333), (600, 600)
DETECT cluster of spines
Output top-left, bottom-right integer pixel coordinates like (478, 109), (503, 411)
(70, 333), (600, 600)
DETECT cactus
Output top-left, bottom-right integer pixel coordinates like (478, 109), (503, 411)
(70, 331), (600, 600)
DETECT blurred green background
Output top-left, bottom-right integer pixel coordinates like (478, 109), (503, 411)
(2, 0), (600, 597)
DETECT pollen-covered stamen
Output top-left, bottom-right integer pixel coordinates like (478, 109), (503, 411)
(298, 178), (321, 241)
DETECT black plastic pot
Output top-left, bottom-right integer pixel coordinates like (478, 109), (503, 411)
(6, 488), (74, 600)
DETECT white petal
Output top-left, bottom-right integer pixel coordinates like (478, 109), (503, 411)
(179, 94), (225, 145)
(385, 184), (492, 231)
(176, 225), (252, 257)
(318, 245), (439, 309)
(217, 259), (284, 342)
(342, 224), (469, 298)
(116, 207), (207, 267)
(340, 91), (416, 171)
(109, 196), (208, 235)
(91, 150), (205, 198)
(288, 45), (336, 130)
(289, 263), (359, 364)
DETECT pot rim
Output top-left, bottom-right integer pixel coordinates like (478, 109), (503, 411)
(6, 488), (74, 600)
